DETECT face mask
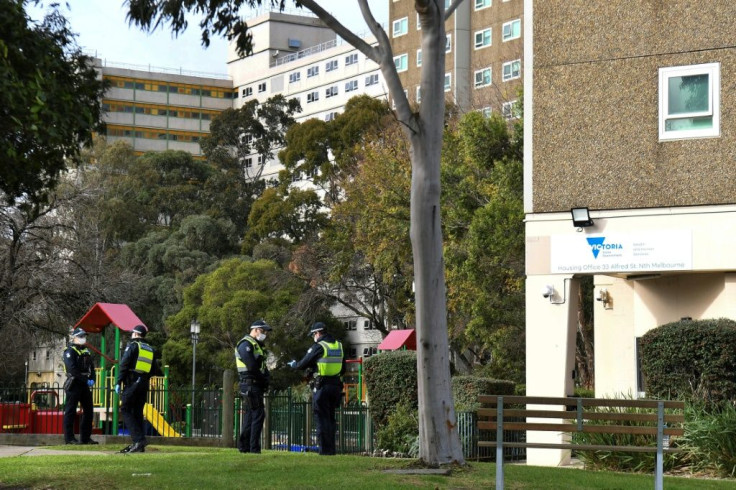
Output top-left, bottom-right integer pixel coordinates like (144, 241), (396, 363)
(73, 336), (86, 345)
(256, 333), (267, 342)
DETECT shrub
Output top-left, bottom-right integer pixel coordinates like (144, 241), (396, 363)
(452, 376), (515, 412)
(640, 318), (736, 403)
(364, 350), (417, 426)
(375, 401), (419, 454)
(680, 401), (736, 477)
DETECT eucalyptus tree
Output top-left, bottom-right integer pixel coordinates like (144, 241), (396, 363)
(127, 0), (467, 464)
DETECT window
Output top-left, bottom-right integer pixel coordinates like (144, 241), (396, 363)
(325, 86), (338, 98)
(502, 100), (519, 119)
(242, 87), (252, 97)
(324, 112), (338, 122)
(244, 157), (253, 168)
(444, 73), (451, 92)
(289, 72), (301, 83)
(475, 28), (492, 49)
(393, 17), (408, 37)
(257, 82), (266, 93)
(345, 80), (358, 92)
(364, 320), (374, 330)
(503, 19), (521, 41)
(394, 53), (408, 72)
(344, 320), (358, 330)
(326, 60), (338, 72)
(307, 91), (319, 103)
(502, 59), (521, 81)
(365, 74), (379, 86)
(474, 67), (492, 88)
(348, 348), (357, 359)
(45, 350), (50, 360)
(475, 0), (491, 9)
(445, 34), (452, 53)
(416, 49), (422, 67)
(481, 107), (492, 118)
(345, 53), (359, 66)
(307, 65), (319, 78)
(416, 86), (421, 102)
(417, 13), (421, 30)
(659, 62), (720, 140)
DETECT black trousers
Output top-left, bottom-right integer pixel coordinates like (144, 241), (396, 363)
(120, 378), (149, 443)
(63, 381), (93, 442)
(239, 386), (265, 453)
(313, 382), (342, 455)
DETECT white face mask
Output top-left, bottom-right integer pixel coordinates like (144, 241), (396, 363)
(256, 333), (267, 342)
(73, 336), (86, 345)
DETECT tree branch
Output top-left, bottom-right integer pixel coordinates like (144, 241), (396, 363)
(445, 0), (465, 21)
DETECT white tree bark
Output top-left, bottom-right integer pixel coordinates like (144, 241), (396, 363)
(300, 0), (465, 465)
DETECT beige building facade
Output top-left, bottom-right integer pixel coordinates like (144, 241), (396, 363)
(525, 0), (736, 465)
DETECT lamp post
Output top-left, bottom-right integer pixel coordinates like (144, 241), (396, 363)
(190, 319), (200, 417)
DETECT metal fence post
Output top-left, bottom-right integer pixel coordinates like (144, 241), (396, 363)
(496, 396), (504, 490)
(655, 401), (664, 490)
(222, 369), (234, 447)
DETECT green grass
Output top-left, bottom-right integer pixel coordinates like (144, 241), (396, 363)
(0, 445), (733, 489)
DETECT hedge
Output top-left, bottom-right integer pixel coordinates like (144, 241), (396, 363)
(364, 350), (418, 426)
(640, 318), (736, 403)
(452, 376), (515, 411)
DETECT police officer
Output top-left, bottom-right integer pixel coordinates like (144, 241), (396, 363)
(62, 327), (98, 445)
(234, 320), (271, 454)
(116, 324), (155, 454)
(288, 322), (346, 455)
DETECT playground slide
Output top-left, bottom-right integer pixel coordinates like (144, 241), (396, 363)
(143, 403), (181, 437)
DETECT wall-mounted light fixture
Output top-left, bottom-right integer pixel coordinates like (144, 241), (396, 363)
(571, 207), (594, 228)
(541, 279), (569, 304)
(596, 288), (613, 309)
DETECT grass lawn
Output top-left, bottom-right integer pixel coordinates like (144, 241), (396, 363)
(0, 445), (733, 489)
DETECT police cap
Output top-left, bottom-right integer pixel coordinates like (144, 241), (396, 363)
(132, 324), (148, 337)
(308, 322), (325, 336)
(71, 327), (87, 338)
(250, 320), (272, 331)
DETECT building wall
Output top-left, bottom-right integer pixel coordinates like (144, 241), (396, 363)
(530, 0), (736, 213)
(99, 64), (234, 158)
(388, 0), (523, 114)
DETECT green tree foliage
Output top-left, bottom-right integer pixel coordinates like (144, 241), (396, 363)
(451, 376), (515, 412)
(0, 1), (105, 204)
(640, 318), (736, 403)
(161, 257), (327, 386)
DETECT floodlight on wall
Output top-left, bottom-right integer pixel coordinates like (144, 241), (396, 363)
(571, 207), (594, 228)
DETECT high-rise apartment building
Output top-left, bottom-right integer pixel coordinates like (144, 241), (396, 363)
(389, 0), (523, 116)
(98, 61), (235, 158)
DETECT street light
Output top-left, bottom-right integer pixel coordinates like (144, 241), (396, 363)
(190, 319), (201, 416)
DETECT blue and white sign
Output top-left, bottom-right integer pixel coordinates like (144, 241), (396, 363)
(550, 230), (692, 274)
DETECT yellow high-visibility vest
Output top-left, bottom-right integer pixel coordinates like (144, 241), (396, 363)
(317, 340), (343, 377)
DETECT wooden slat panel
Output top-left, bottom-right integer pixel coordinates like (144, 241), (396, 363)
(477, 441), (684, 453)
(478, 421), (683, 436)
(477, 409), (684, 424)
(478, 395), (684, 410)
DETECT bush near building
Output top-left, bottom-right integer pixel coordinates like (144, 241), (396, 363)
(640, 318), (736, 404)
(452, 375), (515, 411)
(364, 350), (418, 427)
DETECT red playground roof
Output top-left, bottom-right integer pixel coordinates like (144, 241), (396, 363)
(74, 303), (147, 334)
(378, 329), (416, 351)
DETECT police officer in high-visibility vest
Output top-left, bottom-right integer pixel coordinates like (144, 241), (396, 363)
(288, 322), (346, 455)
(62, 327), (98, 445)
(235, 320), (272, 453)
(116, 324), (155, 454)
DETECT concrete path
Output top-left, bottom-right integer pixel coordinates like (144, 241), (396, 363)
(0, 445), (111, 458)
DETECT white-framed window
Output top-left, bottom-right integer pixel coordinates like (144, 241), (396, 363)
(659, 62), (720, 140)
(393, 17), (408, 38)
(307, 91), (319, 103)
(257, 82), (266, 93)
(444, 72), (452, 92)
(326, 60), (338, 72)
(475, 28), (492, 49)
(365, 74), (379, 86)
(242, 86), (252, 97)
(503, 19), (521, 42)
(307, 65), (319, 78)
(502, 59), (521, 81)
(475, 0), (491, 10)
(444, 0), (450, 8)
(325, 86), (338, 98)
(364, 320), (374, 330)
(416, 49), (422, 67)
(445, 34), (452, 53)
(244, 157), (253, 168)
(344, 320), (357, 330)
(345, 53), (358, 66)
(257, 155), (263, 165)
(416, 86), (421, 103)
(417, 13), (421, 30)
(345, 80), (358, 92)
(474, 67), (492, 88)
(289, 72), (301, 83)
(481, 107), (492, 118)
(502, 100), (518, 119)
(394, 53), (408, 72)
(324, 112), (338, 122)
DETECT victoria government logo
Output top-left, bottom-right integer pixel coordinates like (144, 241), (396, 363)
(586, 237), (623, 259)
